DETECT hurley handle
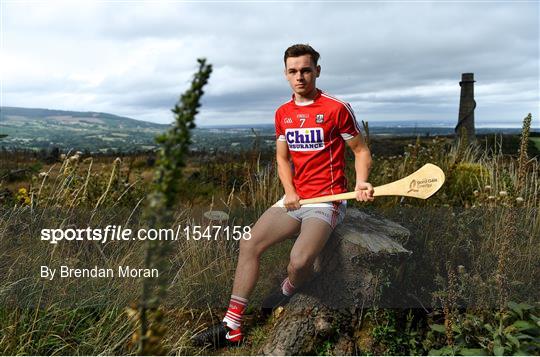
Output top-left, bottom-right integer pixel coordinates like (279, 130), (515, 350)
(299, 163), (445, 205)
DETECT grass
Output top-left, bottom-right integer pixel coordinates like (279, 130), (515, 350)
(531, 137), (540, 151)
(0, 131), (539, 355)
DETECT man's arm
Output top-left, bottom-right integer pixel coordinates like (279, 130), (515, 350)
(276, 140), (301, 210)
(346, 135), (374, 202)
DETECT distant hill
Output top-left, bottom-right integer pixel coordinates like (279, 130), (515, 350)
(0, 106), (168, 152)
(1, 106), (537, 155)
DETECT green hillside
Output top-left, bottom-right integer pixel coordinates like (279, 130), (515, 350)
(0, 106), (168, 152)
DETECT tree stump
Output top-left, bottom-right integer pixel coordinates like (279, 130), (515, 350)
(259, 208), (411, 355)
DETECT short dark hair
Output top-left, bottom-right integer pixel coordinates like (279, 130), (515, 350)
(284, 44), (320, 66)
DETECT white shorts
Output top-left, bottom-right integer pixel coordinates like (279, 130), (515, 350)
(272, 197), (347, 229)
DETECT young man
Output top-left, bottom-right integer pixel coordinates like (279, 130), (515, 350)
(193, 44), (373, 347)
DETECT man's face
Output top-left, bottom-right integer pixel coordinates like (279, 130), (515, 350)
(284, 54), (320, 97)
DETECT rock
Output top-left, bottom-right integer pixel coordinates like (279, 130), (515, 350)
(259, 208), (411, 355)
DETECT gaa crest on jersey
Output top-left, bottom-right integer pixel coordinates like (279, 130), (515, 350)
(285, 128), (324, 151)
(284, 117), (293, 124)
(316, 114), (324, 124)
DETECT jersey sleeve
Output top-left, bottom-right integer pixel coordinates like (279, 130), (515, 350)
(275, 109), (286, 141)
(338, 103), (361, 141)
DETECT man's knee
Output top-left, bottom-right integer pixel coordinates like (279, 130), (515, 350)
(288, 252), (314, 275)
(239, 234), (266, 259)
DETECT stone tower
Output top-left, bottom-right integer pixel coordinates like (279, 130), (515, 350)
(455, 73), (476, 142)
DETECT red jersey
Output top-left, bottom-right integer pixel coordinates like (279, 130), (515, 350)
(275, 89), (361, 199)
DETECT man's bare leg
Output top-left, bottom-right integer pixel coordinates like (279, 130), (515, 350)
(194, 214), (330, 346)
(231, 207), (301, 298)
(287, 218), (334, 288)
(193, 207), (299, 347)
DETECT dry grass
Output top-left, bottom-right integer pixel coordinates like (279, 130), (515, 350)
(0, 130), (539, 355)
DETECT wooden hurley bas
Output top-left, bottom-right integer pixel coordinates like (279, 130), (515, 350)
(299, 163), (446, 205)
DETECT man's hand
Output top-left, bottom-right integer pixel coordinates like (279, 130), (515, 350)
(283, 191), (301, 211)
(354, 181), (374, 202)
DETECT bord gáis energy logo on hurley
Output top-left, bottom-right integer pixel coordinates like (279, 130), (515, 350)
(285, 128), (324, 151)
(407, 177), (439, 194)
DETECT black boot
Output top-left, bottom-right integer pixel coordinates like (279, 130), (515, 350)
(192, 323), (243, 348)
(261, 289), (291, 317)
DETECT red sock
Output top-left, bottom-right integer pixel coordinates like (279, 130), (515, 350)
(281, 277), (296, 296)
(222, 295), (247, 331)
(224, 327), (243, 342)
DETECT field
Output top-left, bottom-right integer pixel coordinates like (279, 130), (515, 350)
(0, 126), (539, 355)
(531, 137), (540, 151)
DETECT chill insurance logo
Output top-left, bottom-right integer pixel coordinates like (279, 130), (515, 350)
(285, 128), (324, 151)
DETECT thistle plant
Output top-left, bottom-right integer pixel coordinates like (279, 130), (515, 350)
(517, 113), (532, 194)
(444, 262), (457, 347)
(496, 207), (517, 312)
(138, 58), (212, 355)
(361, 120), (370, 149)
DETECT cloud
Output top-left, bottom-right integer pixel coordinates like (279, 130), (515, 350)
(2, 1), (538, 127)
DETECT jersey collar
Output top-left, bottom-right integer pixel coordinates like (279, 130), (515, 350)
(291, 88), (322, 106)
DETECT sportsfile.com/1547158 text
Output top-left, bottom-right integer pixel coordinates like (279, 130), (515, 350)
(40, 225), (252, 245)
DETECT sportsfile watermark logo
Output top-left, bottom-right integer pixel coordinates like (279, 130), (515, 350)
(285, 128), (324, 151)
(40, 225), (252, 244)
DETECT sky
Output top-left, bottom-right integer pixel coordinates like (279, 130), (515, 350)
(1, 0), (539, 128)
